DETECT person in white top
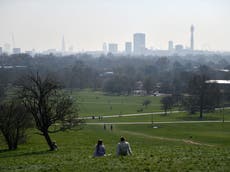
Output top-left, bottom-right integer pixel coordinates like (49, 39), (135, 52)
(116, 136), (132, 156)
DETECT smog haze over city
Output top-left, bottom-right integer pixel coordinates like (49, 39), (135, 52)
(2, 0), (230, 171)
(0, 0), (230, 52)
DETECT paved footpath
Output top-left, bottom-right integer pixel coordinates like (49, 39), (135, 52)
(80, 107), (230, 120)
(86, 120), (230, 125)
(80, 110), (184, 119)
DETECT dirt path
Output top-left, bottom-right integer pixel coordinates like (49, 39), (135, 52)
(120, 130), (213, 147)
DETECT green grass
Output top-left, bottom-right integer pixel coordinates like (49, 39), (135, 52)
(1, 123), (230, 172)
(73, 90), (163, 116)
(73, 90), (230, 122)
(116, 123), (230, 146)
(1, 90), (230, 171)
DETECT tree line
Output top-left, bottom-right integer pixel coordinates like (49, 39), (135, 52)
(1, 53), (230, 95)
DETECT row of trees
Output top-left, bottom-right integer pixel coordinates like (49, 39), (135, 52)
(161, 74), (222, 118)
(1, 53), (230, 95)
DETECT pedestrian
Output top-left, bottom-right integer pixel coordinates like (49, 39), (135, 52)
(103, 124), (106, 130)
(116, 136), (132, 156)
(110, 124), (113, 131)
(93, 139), (106, 157)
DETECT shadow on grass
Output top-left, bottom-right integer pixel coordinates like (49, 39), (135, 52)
(0, 149), (52, 158)
(0, 149), (9, 153)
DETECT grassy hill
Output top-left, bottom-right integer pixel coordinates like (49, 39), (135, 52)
(1, 90), (230, 171)
(1, 123), (230, 172)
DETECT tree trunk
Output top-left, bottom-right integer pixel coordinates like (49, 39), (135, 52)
(43, 130), (56, 151)
(3, 133), (16, 150)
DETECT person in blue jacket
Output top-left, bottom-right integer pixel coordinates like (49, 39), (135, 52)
(93, 139), (106, 157)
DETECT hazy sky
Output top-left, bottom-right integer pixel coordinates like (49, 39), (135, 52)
(0, 0), (229, 52)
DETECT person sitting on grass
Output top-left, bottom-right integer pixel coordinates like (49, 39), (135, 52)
(116, 136), (132, 156)
(93, 139), (106, 157)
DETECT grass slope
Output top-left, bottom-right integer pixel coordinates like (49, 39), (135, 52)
(1, 123), (230, 172)
(1, 90), (230, 171)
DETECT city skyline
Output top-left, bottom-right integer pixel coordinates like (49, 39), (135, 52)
(0, 0), (230, 52)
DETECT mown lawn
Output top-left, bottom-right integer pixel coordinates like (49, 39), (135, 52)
(1, 123), (230, 172)
(73, 90), (163, 116)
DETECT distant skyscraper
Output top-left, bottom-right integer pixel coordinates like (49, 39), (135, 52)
(168, 41), (174, 51)
(133, 33), (146, 55)
(103, 43), (107, 54)
(62, 36), (66, 52)
(108, 43), (118, 54)
(190, 25), (194, 51)
(125, 42), (132, 54)
(0, 47), (2, 54)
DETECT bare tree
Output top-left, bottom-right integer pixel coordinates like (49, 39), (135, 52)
(187, 74), (220, 118)
(0, 100), (31, 150)
(19, 73), (81, 150)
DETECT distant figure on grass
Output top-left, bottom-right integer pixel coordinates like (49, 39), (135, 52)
(110, 124), (113, 131)
(93, 139), (106, 157)
(116, 136), (132, 156)
(104, 124), (106, 130)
